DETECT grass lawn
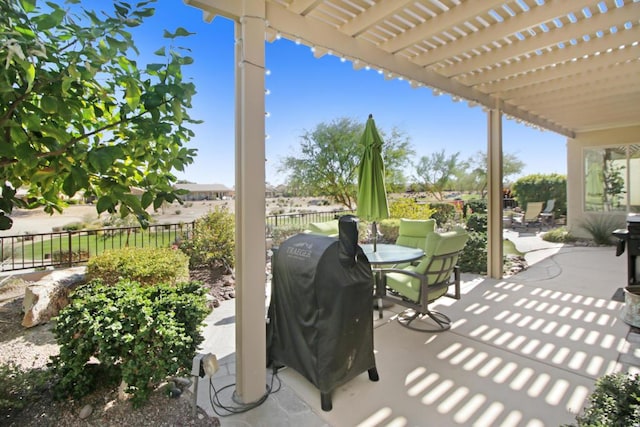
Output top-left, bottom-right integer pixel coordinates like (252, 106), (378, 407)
(504, 238), (524, 256)
(11, 229), (181, 262)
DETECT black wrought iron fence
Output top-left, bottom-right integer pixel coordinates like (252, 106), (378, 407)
(0, 222), (194, 272)
(265, 209), (355, 231)
(0, 210), (356, 272)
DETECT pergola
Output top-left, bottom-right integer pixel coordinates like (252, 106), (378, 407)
(184, 0), (640, 404)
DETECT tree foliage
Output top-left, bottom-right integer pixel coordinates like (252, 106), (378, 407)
(414, 150), (461, 200)
(458, 151), (525, 196)
(0, 0), (199, 229)
(279, 117), (414, 209)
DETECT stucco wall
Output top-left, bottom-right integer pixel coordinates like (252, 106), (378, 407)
(567, 125), (640, 238)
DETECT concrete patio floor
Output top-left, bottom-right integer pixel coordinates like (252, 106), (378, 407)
(194, 232), (639, 426)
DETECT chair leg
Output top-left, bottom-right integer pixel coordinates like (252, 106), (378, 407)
(397, 309), (452, 332)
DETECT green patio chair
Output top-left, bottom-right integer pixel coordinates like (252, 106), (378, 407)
(376, 228), (469, 332)
(392, 218), (436, 268)
(395, 218), (436, 250)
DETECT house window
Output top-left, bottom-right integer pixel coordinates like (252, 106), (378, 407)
(584, 145), (640, 212)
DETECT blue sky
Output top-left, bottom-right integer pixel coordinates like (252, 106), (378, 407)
(130, 0), (567, 188)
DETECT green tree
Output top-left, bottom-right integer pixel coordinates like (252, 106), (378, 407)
(279, 117), (414, 209)
(415, 150), (461, 200)
(0, 0), (199, 230)
(458, 151), (525, 196)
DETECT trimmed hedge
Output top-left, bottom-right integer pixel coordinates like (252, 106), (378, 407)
(85, 247), (189, 286)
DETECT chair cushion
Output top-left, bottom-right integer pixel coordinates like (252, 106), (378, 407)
(306, 220), (339, 237)
(395, 218), (435, 250)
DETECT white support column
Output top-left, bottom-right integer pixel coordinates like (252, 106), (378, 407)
(487, 107), (504, 279)
(234, 0), (266, 404)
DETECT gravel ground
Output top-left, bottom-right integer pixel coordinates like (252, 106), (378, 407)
(0, 270), (231, 427)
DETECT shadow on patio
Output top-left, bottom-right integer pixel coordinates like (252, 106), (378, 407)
(196, 241), (636, 427)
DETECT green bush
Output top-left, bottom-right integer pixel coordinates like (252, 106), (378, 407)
(270, 223), (307, 246)
(179, 208), (235, 269)
(466, 213), (487, 233)
(0, 363), (50, 416)
(430, 202), (457, 227)
(579, 215), (625, 245)
(62, 221), (85, 231)
(389, 197), (435, 220)
(50, 279), (208, 407)
(378, 218), (400, 243)
(458, 232), (487, 274)
(463, 199), (487, 217)
(542, 227), (577, 243)
(86, 247), (189, 286)
(512, 173), (567, 216)
(52, 249), (90, 265)
(567, 373), (640, 427)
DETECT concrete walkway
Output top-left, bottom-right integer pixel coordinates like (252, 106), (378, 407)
(194, 233), (639, 426)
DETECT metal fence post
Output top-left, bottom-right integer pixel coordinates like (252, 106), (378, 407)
(68, 231), (73, 267)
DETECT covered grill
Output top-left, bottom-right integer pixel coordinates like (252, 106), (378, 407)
(613, 214), (640, 287)
(267, 215), (378, 411)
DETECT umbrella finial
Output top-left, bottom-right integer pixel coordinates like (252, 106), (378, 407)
(368, 114), (373, 119)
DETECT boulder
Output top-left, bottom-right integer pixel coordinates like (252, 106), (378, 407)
(22, 267), (87, 328)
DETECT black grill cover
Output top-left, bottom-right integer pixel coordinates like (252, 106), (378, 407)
(267, 216), (376, 396)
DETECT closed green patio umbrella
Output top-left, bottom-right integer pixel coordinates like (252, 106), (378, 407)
(356, 114), (389, 251)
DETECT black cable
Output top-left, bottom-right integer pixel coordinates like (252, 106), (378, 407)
(207, 366), (282, 417)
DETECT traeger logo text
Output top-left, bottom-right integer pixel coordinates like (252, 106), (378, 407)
(286, 242), (313, 260)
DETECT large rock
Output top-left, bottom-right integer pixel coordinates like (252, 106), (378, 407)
(22, 267), (87, 328)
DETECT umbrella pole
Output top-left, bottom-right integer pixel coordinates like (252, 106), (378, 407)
(372, 221), (377, 252)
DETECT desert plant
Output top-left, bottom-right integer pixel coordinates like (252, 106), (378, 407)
(388, 197), (435, 220)
(579, 215), (625, 245)
(566, 373), (640, 427)
(466, 213), (488, 233)
(377, 218), (400, 243)
(430, 202), (457, 227)
(50, 279), (208, 407)
(0, 363), (50, 416)
(270, 223), (307, 246)
(457, 231), (487, 274)
(179, 207), (235, 270)
(86, 247), (189, 286)
(542, 227), (577, 243)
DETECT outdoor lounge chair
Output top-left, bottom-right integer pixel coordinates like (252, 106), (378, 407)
(376, 228), (469, 332)
(512, 201), (544, 230)
(539, 199), (555, 227)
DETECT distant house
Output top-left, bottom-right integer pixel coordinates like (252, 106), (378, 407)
(174, 183), (233, 201)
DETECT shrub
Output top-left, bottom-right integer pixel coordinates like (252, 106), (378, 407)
(512, 173), (567, 216)
(430, 202), (457, 227)
(179, 208), (235, 270)
(458, 232), (487, 274)
(579, 215), (625, 245)
(389, 198), (435, 220)
(52, 249), (90, 265)
(62, 222), (85, 231)
(270, 223), (307, 246)
(378, 218), (401, 243)
(50, 279), (208, 407)
(542, 227), (577, 243)
(0, 363), (50, 416)
(86, 247), (189, 286)
(463, 199), (487, 217)
(567, 373), (640, 427)
(466, 213), (487, 233)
